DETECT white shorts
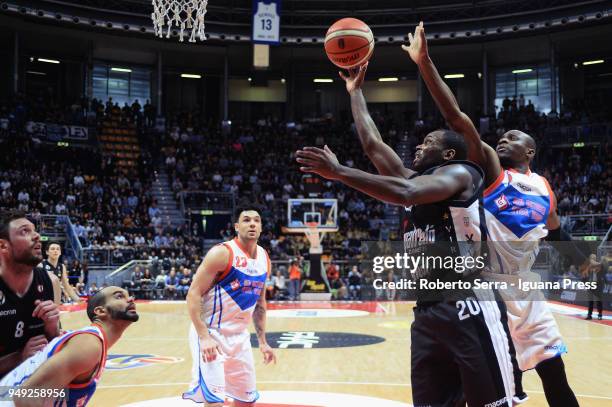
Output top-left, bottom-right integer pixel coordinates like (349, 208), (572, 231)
(183, 324), (258, 404)
(482, 271), (566, 371)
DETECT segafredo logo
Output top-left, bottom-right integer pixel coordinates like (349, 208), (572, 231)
(105, 354), (183, 370)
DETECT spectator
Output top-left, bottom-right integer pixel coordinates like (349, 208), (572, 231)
(154, 271), (167, 299)
(288, 260), (301, 301)
(165, 268), (179, 299)
(140, 268), (154, 299)
(88, 282), (100, 296)
(178, 267), (192, 298)
(581, 254), (604, 320)
(347, 265), (362, 300)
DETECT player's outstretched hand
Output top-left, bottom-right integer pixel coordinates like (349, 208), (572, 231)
(260, 343), (277, 365)
(401, 21), (428, 65)
(199, 336), (222, 363)
(32, 299), (60, 330)
(339, 62), (368, 94)
(296, 145), (342, 180)
(21, 335), (48, 360)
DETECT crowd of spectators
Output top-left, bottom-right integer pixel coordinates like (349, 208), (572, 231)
(1, 91), (610, 300)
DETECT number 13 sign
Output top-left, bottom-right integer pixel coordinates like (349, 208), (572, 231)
(252, 0), (281, 44)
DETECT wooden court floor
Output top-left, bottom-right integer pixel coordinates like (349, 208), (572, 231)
(58, 301), (611, 406)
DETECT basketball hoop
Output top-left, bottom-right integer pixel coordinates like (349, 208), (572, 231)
(151, 0), (208, 42)
(304, 222), (321, 251)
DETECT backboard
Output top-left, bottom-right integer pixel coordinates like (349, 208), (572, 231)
(285, 198), (338, 233)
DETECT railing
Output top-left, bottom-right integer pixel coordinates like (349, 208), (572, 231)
(83, 247), (143, 268)
(561, 214), (611, 236)
(104, 260), (152, 287)
(179, 191), (235, 215)
(597, 225), (612, 261)
(544, 121), (612, 144)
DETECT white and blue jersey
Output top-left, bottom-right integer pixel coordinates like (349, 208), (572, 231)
(483, 168), (554, 274)
(184, 238), (270, 404)
(0, 325), (107, 406)
(482, 168), (565, 371)
(201, 238), (270, 335)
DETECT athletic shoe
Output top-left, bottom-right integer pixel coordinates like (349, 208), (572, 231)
(513, 392), (529, 404)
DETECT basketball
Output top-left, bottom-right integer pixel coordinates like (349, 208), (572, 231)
(324, 18), (374, 69)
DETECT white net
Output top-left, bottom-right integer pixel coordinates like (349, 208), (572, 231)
(304, 223), (322, 252)
(151, 0), (209, 42)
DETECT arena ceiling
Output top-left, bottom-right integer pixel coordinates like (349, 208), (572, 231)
(4, 0), (612, 42)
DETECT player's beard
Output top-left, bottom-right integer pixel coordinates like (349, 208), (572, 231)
(109, 306), (140, 322)
(13, 247), (43, 267)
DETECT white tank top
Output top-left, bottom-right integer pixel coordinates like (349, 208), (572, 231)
(201, 238), (270, 335)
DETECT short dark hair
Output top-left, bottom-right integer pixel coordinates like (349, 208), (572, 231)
(438, 129), (468, 160)
(0, 210), (28, 241)
(46, 242), (61, 251)
(86, 289), (107, 322)
(234, 205), (262, 222)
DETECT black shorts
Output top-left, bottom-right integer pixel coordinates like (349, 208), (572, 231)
(411, 294), (514, 407)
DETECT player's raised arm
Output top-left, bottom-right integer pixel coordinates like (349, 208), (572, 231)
(340, 63), (414, 179)
(14, 334), (102, 407)
(402, 22), (502, 184)
(186, 244), (229, 362)
(297, 145), (470, 206)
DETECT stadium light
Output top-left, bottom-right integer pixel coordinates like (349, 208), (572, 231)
(37, 58), (60, 64)
(26, 71), (46, 76)
(111, 67), (132, 73)
(313, 78), (333, 83)
(181, 74), (202, 79)
(444, 74), (464, 79)
(378, 77), (399, 82)
(512, 69), (533, 74)
(281, 78), (286, 84)
(582, 59), (604, 66)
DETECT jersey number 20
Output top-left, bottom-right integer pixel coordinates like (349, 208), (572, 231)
(456, 299), (481, 321)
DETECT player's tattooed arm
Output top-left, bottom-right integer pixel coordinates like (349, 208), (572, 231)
(297, 146), (470, 206)
(402, 22), (502, 184)
(340, 63), (414, 179)
(254, 292), (277, 365)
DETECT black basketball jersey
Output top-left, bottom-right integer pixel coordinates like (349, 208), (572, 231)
(39, 259), (63, 280)
(399, 161), (488, 302)
(0, 268), (55, 357)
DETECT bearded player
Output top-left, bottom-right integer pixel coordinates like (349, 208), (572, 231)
(0, 286), (138, 406)
(183, 206), (276, 406)
(403, 22), (579, 406)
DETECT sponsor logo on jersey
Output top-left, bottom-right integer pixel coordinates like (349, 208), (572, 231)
(463, 216), (470, 227)
(231, 279), (240, 291)
(516, 182), (532, 192)
(0, 290), (4, 305)
(495, 194), (508, 210)
(0, 309), (17, 317)
(105, 354), (183, 370)
(37, 285), (44, 293)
